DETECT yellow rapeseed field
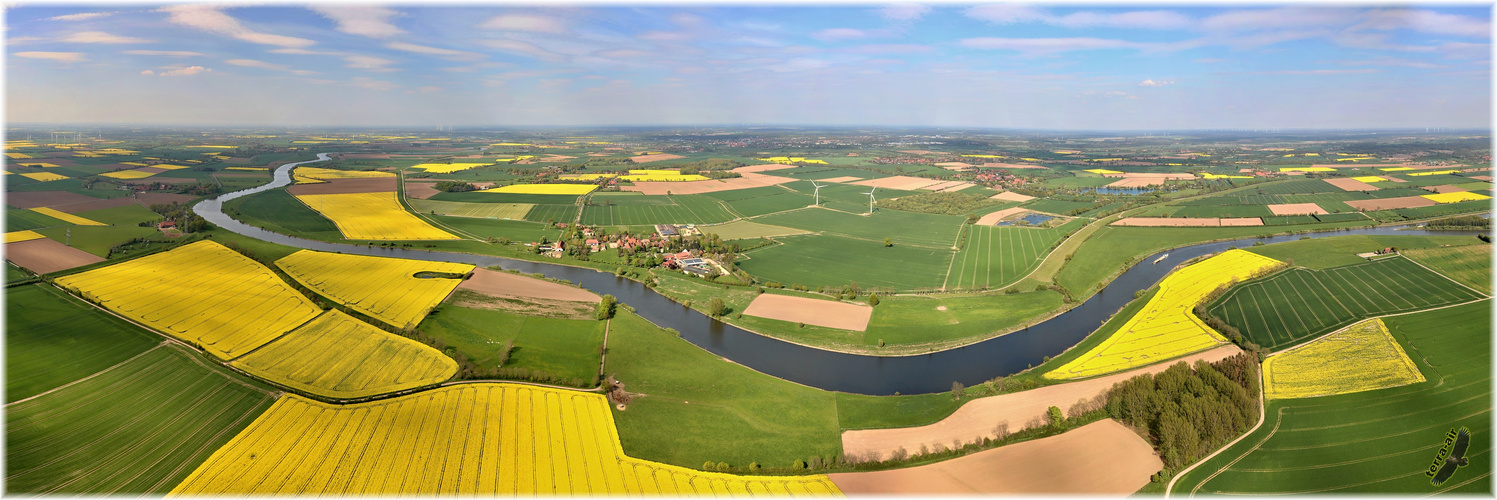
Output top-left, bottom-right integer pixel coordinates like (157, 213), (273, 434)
(6, 152), (34, 159)
(295, 166), (396, 180)
(292, 191), (459, 241)
(275, 250), (474, 329)
(1422, 191), (1491, 204)
(1279, 167), (1336, 172)
(18, 172), (69, 182)
(1378, 167), (1415, 172)
(5, 230), (46, 243)
(54, 240), (322, 360)
(1262, 318), (1424, 400)
(1407, 169), (1462, 176)
(479, 184), (597, 195)
(29, 207), (105, 226)
(152, 164), (192, 170)
(100, 169), (157, 180)
(1084, 169), (1124, 175)
(17, 162), (60, 168)
(231, 310), (457, 398)
(1045, 249), (1284, 380)
(1350, 176), (1388, 183)
(759, 157), (829, 165)
(409, 163), (490, 174)
(170, 384), (841, 495)
(1201, 173), (1252, 179)
(558, 173), (618, 181)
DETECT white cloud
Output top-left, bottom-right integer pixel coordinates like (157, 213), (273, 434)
(959, 37), (1149, 54)
(13, 51), (86, 62)
(1248, 69), (1381, 75)
(479, 14), (567, 34)
(159, 5), (315, 48)
(158, 65), (210, 77)
(1357, 9), (1490, 38)
(968, 5), (1189, 30)
(813, 28), (869, 41)
(638, 31), (693, 42)
(964, 5), (1051, 24)
(844, 44), (933, 54)
(123, 50), (204, 57)
(384, 41), (483, 61)
(670, 13), (707, 28)
(1334, 57), (1444, 69)
(344, 55), (397, 72)
(480, 39), (564, 61)
(310, 6), (405, 38)
(596, 49), (651, 58)
(63, 31), (152, 44)
(49, 12), (114, 21)
(268, 48), (339, 55)
(879, 4), (931, 22)
(1138, 79), (1174, 87)
(224, 58), (314, 75)
(349, 77), (399, 91)
(1200, 7), (1353, 32)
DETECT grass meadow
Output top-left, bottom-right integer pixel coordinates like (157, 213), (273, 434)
(419, 305), (604, 384)
(581, 193), (737, 225)
(948, 220), (1083, 290)
(754, 207), (964, 249)
(1403, 243), (1492, 294)
(5, 284), (161, 402)
(737, 234), (953, 290)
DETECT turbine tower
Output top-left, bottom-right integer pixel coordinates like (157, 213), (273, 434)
(864, 183), (878, 214)
(810, 181), (824, 206)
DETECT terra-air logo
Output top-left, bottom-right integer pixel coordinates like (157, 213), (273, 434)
(1426, 427), (1471, 486)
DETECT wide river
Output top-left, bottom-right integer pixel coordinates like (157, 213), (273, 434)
(195, 154), (1486, 395)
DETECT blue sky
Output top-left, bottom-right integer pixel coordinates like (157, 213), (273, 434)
(5, 3), (1491, 129)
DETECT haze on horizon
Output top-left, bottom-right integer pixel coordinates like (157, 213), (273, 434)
(5, 3), (1491, 130)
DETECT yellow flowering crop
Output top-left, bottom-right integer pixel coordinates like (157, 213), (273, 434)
(408, 163), (490, 174)
(1279, 167), (1336, 172)
(1350, 176), (1387, 183)
(1084, 169), (1124, 175)
(275, 250), (473, 329)
(1045, 249), (1283, 380)
(1201, 173), (1252, 179)
(1262, 318), (1424, 400)
(232, 310), (457, 398)
(479, 184), (597, 195)
(963, 154), (1004, 158)
(54, 241), (322, 360)
(121, 162), (149, 166)
(19, 172), (69, 182)
(559, 173), (618, 181)
(1421, 191), (1490, 204)
(292, 192), (459, 241)
(1378, 167), (1414, 172)
(6, 153), (33, 159)
(170, 384), (841, 495)
(1407, 169), (1462, 176)
(30, 207), (105, 226)
(295, 166), (395, 180)
(759, 157), (828, 165)
(100, 169), (157, 179)
(18, 162), (60, 168)
(5, 230), (46, 243)
(152, 164), (192, 170)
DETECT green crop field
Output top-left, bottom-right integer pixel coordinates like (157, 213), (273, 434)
(1251, 179), (1341, 195)
(1402, 244), (1492, 294)
(6, 284), (161, 402)
(779, 181), (922, 214)
(738, 234), (953, 290)
(1022, 198), (1094, 215)
(222, 189), (342, 240)
(419, 305), (604, 384)
(1246, 234), (1483, 269)
(948, 220), (1082, 290)
(73, 204), (162, 226)
(1172, 300), (1491, 495)
(5, 345), (275, 494)
(407, 198), (533, 219)
(520, 203), (577, 223)
(427, 215), (561, 243)
(581, 194), (736, 225)
(702, 185), (791, 202)
(716, 189), (815, 217)
(755, 207), (964, 248)
(1206, 256), (1483, 350)
(32, 225), (160, 258)
(6, 208), (68, 231)
(429, 191), (580, 204)
(1173, 205), (1274, 218)
(697, 220), (810, 240)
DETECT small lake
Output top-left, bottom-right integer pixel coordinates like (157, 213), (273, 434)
(995, 213), (1055, 226)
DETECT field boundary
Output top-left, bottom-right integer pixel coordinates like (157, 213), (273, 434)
(4, 343), (167, 407)
(1399, 251), (1491, 298)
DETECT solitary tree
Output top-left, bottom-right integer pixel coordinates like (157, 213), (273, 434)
(709, 298), (727, 317)
(867, 293), (880, 306)
(1047, 406), (1065, 428)
(951, 381), (965, 400)
(596, 294), (618, 320)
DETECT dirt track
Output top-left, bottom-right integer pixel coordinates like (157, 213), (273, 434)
(841, 345), (1241, 462)
(6, 238), (104, 274)
(830, 419), (1162, 494)
(742, 293), (873, 331)
(287, 177), (396, 195)
(458, 268), (600, 303)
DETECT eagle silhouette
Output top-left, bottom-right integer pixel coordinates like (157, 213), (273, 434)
(1431, 428), (1471, 486)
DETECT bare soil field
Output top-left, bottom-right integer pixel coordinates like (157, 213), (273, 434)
(134, 192), (196, 205)
(742, 293), (873, 331)
(1267, 203), (1327, 215)
(1112, 217), (1263, 227)
(1345, 196), (1436, 211)
(287, 177), (397, 195)
(990, 191), (1035, 202)
(975, 207), (1030, 226)
(1379, 175), (1408, 182)
(1423, 184), (1468, 193)
(981, 163), (1049, 169)
(629, 153), (686, 163)
(5, 237), (104, 274)
(403, 181), (441, 199)
(620, 173), (791, 195)
(1106, 177), (1165, 188)
(732, 164), (796, 173)
(817, 176), (865, 183)
(4, 190), (101, 209)
(850, 176), (943, 191)
(1324, 178), (1380, 191)
(1470, 175), (1491, 181)
(935, 162), (973, 169)
(53, 197), (138, 213)
(842, 345), (1240, 461)
(457, 268), (600, 303)
(921, 180), (970, 191)
(1311, 163), (1399, 168)
(934, 182), (976, 192)
(832, 419), (1163, 495)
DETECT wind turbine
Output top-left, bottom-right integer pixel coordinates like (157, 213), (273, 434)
(864, 183), (878, 214)
(810, 181), (824, 206)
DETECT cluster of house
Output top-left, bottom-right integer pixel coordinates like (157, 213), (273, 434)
(974, 170), (1029, 189)
(663, 252), (715, 276)
(529, 224), (704, 259)
(653, 224), (701, 237)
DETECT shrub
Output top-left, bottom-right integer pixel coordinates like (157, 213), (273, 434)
(716, 462), (730, 472)
(867, 293), (880, 306)
(793, 459), (807, 469)
(703, 461), (715, 471)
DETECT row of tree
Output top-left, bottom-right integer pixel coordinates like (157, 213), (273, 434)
(1106, 353), (1260, 478)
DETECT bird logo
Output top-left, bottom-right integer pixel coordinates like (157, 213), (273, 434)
(1426, 427), (1471, 486)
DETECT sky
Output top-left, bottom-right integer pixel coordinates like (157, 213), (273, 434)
(4, 3), (1492, 130)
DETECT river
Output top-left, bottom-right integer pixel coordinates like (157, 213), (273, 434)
(194, 154), (1487, 395)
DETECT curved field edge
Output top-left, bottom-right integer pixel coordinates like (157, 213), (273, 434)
(231, 310), (458, 399)
(1169, 300), (1491, 495)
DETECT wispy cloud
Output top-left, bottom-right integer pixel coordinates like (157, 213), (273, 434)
(343, 55), (398, 72)
(62, 31), (152, 44)
(966, 5), (1188, 30)
(1138, 79), (1174, 87)
(310, 6), (405, 39)
(143, 64), (210, 77)
(1333, 57), (1445, 69)
(879, 4), (931, 22)
(813, 28), (870, 41)
(225, 58), (316, 75)
(384, 41), (483, 61)
(48, 12), (114, 21)
(1247, 69), (1381, 75)
(480, 39), (564, 61)
(959, 37), (1154, 54)
(479, 14), (568, 34)
(13, 51), (86, 62)
(349, 77), (399, 91)
(160, 5), (315, 48)
(123, 50), (204, 57)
